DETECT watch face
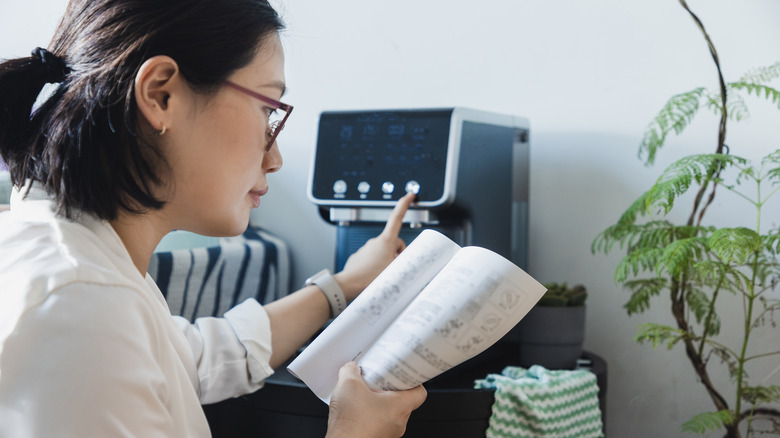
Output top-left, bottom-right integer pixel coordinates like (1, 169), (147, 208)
(306, 269), (331, 286)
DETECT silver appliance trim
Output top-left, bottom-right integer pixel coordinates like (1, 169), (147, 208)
(329, 207), (439, 227)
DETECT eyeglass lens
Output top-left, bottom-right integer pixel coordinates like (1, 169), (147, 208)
(269, 112), (284, 136)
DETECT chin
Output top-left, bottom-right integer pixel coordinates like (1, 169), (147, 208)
(221, 219), (250, 237)
(198, 215), (250, 238)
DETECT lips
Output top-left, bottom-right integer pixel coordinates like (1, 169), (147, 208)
(248, 188), (268, 208)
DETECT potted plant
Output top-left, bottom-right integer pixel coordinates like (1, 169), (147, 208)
(592, 1), (780, 436)
(514, 282), (588, 370)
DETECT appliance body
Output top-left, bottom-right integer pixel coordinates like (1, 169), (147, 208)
(308, 107), (530, 272)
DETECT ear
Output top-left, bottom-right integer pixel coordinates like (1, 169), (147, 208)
(134, 56), (180, 133)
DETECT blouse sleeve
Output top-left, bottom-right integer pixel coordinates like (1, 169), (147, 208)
(172, 298), (275, 404)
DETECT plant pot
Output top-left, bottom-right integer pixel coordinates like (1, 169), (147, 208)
(513, 305), (586, 370)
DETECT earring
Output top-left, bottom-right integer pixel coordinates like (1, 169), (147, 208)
(155, 124), (167, 136)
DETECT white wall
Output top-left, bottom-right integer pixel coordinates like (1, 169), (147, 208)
(260, 2), (780, 435)
(4, 1), (779, 436)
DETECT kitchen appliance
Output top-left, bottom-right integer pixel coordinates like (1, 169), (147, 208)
(308, 107), (530, 272)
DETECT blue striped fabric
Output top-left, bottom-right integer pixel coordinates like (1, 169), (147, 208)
(148, 227), (291, 322)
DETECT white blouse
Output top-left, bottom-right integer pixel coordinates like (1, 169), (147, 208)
(0, 184), (274, 437)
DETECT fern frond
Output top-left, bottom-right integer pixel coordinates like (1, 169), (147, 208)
(741, 385), (780, 405)
(622, 278), (667, 315)
(634, 323), (687, 350)
(733, 162), (759, 187)
(704, 310), (721, 336)
(683, 286), (722, 336)
(659, 237), (707, 278)
(762, 149), (780, 184)
(758, 296), (780, 314)
(639, 87), (706, 166)
(615, 247), (664, 282)
(613, 191), (653, 229)
(729, 82), (780, 109)
(593, 225), (626, 255)
(627, 221), (700, 252)
(591, 193), (654, 254)
(686, 288), (711, 324)
(754, 264), (780, 298)
(690, 260), (726, 286)
(764, 228), (780, 255)
(706, 90), (749, 122)
(628, 221), (676, 250)
(707, 227), (762, 265)
(680, 410), (735, 434)
(762, 148), (780, 165)
(647, 154), (747, 214)
(711, 348), (741, 379)
(726, 94), (749, 122)
(738, 61), (780, 84)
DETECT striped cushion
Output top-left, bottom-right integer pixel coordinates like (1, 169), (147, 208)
(148, 227), (290, 322)
(474, 365), (603, 438)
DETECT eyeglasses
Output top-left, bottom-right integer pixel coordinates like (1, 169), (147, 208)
(224, 80), (293, 151)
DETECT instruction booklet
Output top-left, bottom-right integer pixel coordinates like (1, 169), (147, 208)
(287, 229), (547, 403)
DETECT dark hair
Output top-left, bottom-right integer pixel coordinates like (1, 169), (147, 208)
(0, 0), (284, 220)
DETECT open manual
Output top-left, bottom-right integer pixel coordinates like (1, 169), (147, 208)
(287, 229), (547, 403)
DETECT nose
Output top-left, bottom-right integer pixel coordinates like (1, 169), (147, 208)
(264, 139), (283, 173)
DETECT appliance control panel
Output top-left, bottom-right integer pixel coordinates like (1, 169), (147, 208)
(309, 109), (453, 205)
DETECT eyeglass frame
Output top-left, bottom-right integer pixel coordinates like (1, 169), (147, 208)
(224, 80), (293, 151)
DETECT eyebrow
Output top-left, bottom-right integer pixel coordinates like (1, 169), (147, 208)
(261, 80), (287, 98)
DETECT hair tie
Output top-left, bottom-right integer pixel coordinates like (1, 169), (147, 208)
(31, 47), (70, 84)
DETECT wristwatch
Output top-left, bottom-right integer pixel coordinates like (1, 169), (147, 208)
(304, 269), (347, 318)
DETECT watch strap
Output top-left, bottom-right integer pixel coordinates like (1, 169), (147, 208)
(305, 269), (347, 318)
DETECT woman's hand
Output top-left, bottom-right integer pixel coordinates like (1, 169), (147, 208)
(263, 193), (415, 368)
(326, 362), (427, 438)
(334, 192), (416, 301)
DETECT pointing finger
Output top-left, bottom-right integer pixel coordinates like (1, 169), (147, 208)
(381, 192), (416, 238)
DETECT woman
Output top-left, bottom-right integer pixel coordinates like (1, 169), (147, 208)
(0, 0), (426, 437)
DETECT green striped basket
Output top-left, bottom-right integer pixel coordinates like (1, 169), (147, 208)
(474, 365), (603, 438)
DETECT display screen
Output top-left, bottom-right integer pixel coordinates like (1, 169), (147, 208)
(310, 109), (453, 203)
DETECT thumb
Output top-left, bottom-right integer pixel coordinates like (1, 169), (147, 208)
(338, 361), (363, 382)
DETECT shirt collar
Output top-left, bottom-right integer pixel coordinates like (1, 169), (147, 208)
(10, 180), (149, 285)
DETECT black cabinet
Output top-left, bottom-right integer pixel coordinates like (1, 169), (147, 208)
(203, 352), (607, 438)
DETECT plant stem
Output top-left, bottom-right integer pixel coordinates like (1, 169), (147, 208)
(738, 408), (780, 436)
(735, 255), (758, 427)
(670, 278), (732, 415)
(678, 2), (739, 435)
(697, 277), (722, 357)
(745, 350), (780, 362)
(678, 0), (727, 155)
(763, 183), (780, 202)
(747, 303), (779, 329)
(735, 182), (764, 425)
(756, 170), (762, 234)
(678, 0), (728, 229)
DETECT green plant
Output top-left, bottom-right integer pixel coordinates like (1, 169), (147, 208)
(591, 1), (780, 437)
(539, 283), (587, 307)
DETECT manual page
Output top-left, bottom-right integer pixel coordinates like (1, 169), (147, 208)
(287, 229), (546, 403)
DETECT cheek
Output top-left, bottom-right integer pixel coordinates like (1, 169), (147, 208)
(174, 97), (268, 196)
(201, 110), (265, 170)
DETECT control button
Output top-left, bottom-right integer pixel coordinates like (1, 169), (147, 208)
(382, 181), (395, 194)
(333, 180), (347, 194)
(358, 181), (370, 194)
(405, 180), (420, 195)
